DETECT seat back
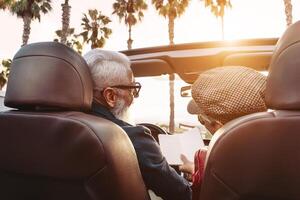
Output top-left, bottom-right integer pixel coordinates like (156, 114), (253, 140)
(0, 42), (149, 200)
(199, 21), (300, 200)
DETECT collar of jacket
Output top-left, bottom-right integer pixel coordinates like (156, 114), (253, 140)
(91, 102), (131, 127)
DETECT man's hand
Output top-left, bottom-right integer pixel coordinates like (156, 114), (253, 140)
(179, 154), (195, 182)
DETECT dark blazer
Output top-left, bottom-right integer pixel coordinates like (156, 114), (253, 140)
(91, 103), (192, 200)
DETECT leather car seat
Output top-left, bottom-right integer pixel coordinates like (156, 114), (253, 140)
(0, 42), (149, 200)
(198, 21), (300, 200)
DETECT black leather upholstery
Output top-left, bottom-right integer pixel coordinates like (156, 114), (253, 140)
(199, 21), (300, 200)
(0, 42), (149, 200)
(5, 42), (93, 111)
(266, 21), (300, 109)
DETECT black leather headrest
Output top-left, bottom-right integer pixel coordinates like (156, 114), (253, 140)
(266, 21), (300, 110)
(5, 42), (93, 111)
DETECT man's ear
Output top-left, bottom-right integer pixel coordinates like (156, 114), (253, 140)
(102, 88), (117, 108)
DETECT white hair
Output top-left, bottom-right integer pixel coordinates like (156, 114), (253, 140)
(83, 49), (132, 91)
(111, 97), (135, 125)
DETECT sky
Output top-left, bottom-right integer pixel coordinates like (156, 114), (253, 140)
(0, 0), (300, 127)
(1, 0), (300, 59)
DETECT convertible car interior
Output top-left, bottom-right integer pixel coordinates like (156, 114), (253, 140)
(124, 21), (300, 200)
(124, 38), (276, 83)
(197, 21), (300, 200)
(0, 42), (149, 200)
(0, 17), (300, 200)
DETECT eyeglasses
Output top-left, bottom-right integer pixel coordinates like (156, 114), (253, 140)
(110, 82), (141, 98)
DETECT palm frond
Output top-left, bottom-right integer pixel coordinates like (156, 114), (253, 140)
(55, 29), (62, 37)
(138, 11), (144, 21)
(79, 9), (112, 49)
(101, 27), (112, 38)
(10, 0), (52, 19)
(0, 0), (15, 10)
(41, 2), (52, 13)
(88, 9), (98, 21)
(79, 30), (89, 42)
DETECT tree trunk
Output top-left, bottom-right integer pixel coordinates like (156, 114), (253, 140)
(168, 73), (175, 133)
(22, 15), (32, 46)
(168, 14), (175, 133)
(127, 24), (133, 50)
(168, 15), (175, 45)
(221, 16), (224, 40)
(284, 0), (293, 27)
(61, 0), (71, 44)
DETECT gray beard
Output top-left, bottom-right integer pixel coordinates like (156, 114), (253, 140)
(111, 98), (135, 125)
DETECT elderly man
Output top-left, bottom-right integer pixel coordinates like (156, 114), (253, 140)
(83, 49), (192, 200)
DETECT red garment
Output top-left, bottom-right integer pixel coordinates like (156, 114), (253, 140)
(191, 147), (207, 200)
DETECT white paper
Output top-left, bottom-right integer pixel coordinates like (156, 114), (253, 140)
(158, 127), (205, 165)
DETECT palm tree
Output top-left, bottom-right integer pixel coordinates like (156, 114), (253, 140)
(152, 0), (190, 133)
(55, 27), (74, 43)
(112, 0), (147, 50)
(78, 9), (112, 49)
(0, 0), (15, 10)
(54, 0), (83, 53)
(283, 0), (292, 27)
(60, 0), (71, 44)
(10, 0), (52, 46)
(0, 59), (11, 90)
(152, 0), (189, 45)
(202, 0), (232, 40)
(69, 37), (83, 54)
(54, 29), (83, 54)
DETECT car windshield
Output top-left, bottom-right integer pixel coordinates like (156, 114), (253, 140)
(132, 75), (199, 127)
(1, 0), (300, 133)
